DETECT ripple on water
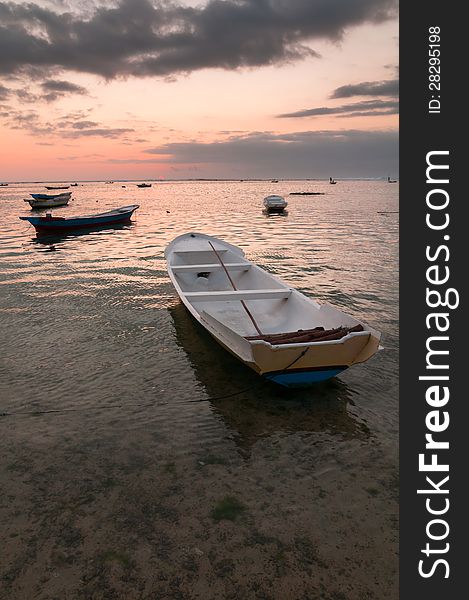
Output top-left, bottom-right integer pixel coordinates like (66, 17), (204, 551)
(1, 180), (398, 446)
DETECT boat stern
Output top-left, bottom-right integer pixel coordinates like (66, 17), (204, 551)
(250, 328), (380, 387)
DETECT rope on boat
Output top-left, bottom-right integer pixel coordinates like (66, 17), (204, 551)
(0, 402), (157, 417)
(208, 240), (263, 336)
(281, 346), (310, 371)
(187, 385), (261, 403)
(0, 386), (264, 417)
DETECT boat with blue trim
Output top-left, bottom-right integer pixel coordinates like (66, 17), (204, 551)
(165, 233), (382, 387)
(30, 192), (72, 200)
(20, 204), (139, 233)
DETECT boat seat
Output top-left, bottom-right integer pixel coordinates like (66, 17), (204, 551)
(174, 249), (228, 255)
(184, 289), (292, 302)
(172, 262), (251, 273)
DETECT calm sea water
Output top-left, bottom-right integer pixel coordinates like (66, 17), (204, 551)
(0, 180), (398, 599)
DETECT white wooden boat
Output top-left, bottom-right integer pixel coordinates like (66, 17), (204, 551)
(165, 233), (382, 387)
(26, 192), (72, 208)
(263, 195), (288, 212)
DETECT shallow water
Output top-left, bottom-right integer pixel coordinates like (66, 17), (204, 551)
(0, 180), (398, 599)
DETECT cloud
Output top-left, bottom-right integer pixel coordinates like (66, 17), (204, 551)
(14, 88), (39, 103)
(7, 110), (40, 128)
(3, 78), (88, 105)
(0, 0), (398, 78)
(39, 79), (88, 101)
(331, 78), (399, 98)
(62, 127), (135, 138)
(108, 157), (167, 164)
(278, 99), (398, 118)
(141, 129), (398, 177)
(1, 105), (134, 139)
(41, 79), (87, 94)
(71, 120), (100, 129)
(0, 84), (10, 99)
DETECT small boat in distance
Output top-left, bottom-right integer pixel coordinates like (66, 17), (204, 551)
(271, 179), (279, 183)
(26, 192), (71, 209)
(31, 192), (72, 200)
(263, 195), (288, 213)
(165, 233), (381, 387)
(45, 185), (70, 190)
(137, 183), (152, 188)
(329, 177), (337, 184)
(71, 183), (78, 186)
(387, 176), (397, 183)
(0, 183), (8, 186)
(105, 181), (114, 184)
(19, 204), (139, 233)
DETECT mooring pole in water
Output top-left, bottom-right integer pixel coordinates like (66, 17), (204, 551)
(208, 241), (262, 336)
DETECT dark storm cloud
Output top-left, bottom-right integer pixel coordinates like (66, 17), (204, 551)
(277, 99), (398, 118)
(0, 0), (398, 78)
(331, 78), (399, 98)
(141, 129), (398, 177)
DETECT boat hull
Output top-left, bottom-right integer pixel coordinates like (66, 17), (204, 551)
(34, 215), (131, 232)
(264, 366), (347, 387)
(265, 206), (286, 213)
(27, 198), (70, 209)
(204, 319), (376, 387)
(31, 192), (71, 200)
(20, 205), (139, 233)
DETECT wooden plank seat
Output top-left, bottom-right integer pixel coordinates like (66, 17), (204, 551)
(174, 249), (228, 254)
(184, 289), (292, 302)
(172, 262), (251, 273)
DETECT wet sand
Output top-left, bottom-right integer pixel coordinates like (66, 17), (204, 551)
(1, 403), (397, 599)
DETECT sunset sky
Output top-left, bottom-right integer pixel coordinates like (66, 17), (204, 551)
(0, 0), (398, 181)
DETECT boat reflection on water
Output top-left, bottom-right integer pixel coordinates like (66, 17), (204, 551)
(30, 222), (134, 250)
(169, 303), (369, 450)
(262, 209), (289, 217)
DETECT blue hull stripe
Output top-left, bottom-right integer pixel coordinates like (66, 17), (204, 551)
(264, 367), (346, 387)
(27, 213), (131, 228)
